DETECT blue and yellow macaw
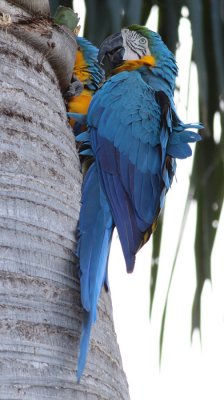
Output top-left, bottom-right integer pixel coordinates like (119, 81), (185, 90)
(67, 36), (104, 172)
(76, 25), (202, 380)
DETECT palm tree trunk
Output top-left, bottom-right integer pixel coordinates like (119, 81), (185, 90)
(0, 7), (130, 400)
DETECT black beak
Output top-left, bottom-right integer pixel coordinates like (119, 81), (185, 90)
(98, 32), (124, 73)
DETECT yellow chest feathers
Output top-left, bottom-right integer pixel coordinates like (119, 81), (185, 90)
(73, 50), (91, 83)
(112, 55), (156, 74)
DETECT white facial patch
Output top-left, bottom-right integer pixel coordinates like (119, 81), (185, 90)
(121, 28), (151, 60)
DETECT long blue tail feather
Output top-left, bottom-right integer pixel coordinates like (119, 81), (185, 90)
(77, 311), (92, 382)
(76, 163), (114, 379)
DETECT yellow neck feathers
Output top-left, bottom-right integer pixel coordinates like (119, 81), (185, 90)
(74, 49), (91, 83)
(112, 55), (156, 74)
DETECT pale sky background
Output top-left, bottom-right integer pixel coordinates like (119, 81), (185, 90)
(74, 2), (224, 399)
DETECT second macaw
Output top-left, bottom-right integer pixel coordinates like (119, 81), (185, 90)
(67, 36), (104, 173)
(76, 25), (202, 380)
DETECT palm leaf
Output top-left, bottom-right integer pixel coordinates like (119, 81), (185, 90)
(191, 139), (224, 332)
(150, 215), (163, 318)
(84, 0), (123, 46)
(157, 0), (224, 354)
(140, 0), (153, 25)
(157, 0), (182, 54)
(159, 184), (195, 360)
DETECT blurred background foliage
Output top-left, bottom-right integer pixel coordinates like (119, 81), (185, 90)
(50, 0), (224, 355)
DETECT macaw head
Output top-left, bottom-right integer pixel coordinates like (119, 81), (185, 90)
(98, 25), (177, 82)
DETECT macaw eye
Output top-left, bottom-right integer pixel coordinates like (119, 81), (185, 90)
(139, 37), (147, 44)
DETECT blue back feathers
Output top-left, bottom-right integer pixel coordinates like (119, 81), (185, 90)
(76, 27), (202, 380)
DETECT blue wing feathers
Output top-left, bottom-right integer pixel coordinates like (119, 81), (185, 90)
(87, 70), (201, 271)
(75, 130), (90, 144)
(169, 130), (201, 144)
(167, 143), (192, 159)
(103, 173), (138, 270)
(79, 149), (93, 156)
(77, 68), (202, 378)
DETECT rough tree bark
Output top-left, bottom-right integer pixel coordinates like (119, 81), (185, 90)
(0, 2), (130, 399)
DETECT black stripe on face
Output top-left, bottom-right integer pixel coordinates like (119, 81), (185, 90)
(126, 31), (148, 58)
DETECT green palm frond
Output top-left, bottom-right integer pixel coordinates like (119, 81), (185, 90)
(150, 215), (163, 318)
(158, 0), (182, 54)
(155, 0), (224, 356)
(192, 138), (224, 333)
(159, 183), (195, 359)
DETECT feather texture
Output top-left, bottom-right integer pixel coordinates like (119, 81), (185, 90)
(76, 26), (202, 379)
(87, 70), (201, 271)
